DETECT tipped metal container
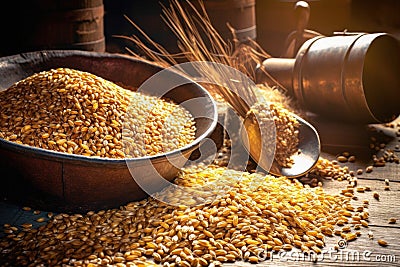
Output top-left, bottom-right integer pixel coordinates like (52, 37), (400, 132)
(257, 32), (400, 123)
(0, 50), (218, 212)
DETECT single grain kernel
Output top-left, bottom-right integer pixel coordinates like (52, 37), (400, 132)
(248, 256), (259, 263)
(36, 217), (46, 223)
(337, 156), (348, 163)
(360, 220), (369, 227)
(342, 151), (350, 157)
(345, 233), (357, 242)
(366, 166), (373, 173)
(377, 239), (388, 247)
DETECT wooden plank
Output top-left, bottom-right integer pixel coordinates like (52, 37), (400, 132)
(310, 115), (400, 169)
(322, 179), (400, 227)
(222, 224), (399, 266)
(290, 115), (400, 267)
(287, 116), (400, 266)
(0, 202), (51, 238)
(212, 226), (398, 266)
(319, 143), (400, 182)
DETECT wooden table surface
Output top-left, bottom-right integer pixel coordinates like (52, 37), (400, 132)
(1, 114), (399, 266)
(289, 115), (400, 267)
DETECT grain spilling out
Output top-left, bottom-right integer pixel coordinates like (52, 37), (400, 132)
(0, 68), (196, 158)
(248, 102), (300, 168)
(0, 165), (366, 266)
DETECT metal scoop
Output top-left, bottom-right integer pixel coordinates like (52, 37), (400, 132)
(241, 110), (320, 178)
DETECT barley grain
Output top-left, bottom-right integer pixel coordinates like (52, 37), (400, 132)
(377, 239), (388, 247)
(0, 165), (363, 266)
(0, 68), (196, 159)
(337, 156), (348, 163)
(366, 166), (374, 173)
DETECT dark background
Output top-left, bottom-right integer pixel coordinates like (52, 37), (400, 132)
(104, 0), (400, 57)
(0, 0), (399, 58)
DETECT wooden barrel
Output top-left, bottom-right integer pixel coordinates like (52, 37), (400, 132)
(203, 0), (257, 44)
(102, 0), (255, 54)
(0, 0), (105, 56)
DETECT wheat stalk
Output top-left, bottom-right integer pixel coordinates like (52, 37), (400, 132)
(119, 0), (277, 118)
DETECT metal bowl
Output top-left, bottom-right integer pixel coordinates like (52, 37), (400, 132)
(0, 50), (218, 212)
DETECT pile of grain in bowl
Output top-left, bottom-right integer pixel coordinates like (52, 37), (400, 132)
(0, 68), (196, 158)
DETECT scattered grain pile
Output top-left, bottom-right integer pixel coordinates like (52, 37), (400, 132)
(0, 68), (195, 158)
(0, 165), (367, 266)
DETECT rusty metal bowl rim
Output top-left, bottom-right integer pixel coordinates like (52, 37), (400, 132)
(0, 50), (218, 167)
